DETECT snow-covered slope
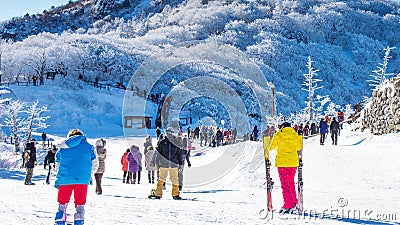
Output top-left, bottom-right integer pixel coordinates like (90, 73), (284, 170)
(1, 0), (400, 116)
(0, 123), (399, 225)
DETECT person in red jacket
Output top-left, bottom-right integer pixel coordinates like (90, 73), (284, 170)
(121, 149), (130, 184)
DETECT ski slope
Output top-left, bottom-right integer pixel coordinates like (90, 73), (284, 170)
(1, 85), (400, 224)
(0, 126), (400, 225)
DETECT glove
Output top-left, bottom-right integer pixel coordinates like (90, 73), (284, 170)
(188, 163), (191, 168)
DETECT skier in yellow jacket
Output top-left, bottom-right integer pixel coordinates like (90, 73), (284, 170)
(268, 122), (302, 213)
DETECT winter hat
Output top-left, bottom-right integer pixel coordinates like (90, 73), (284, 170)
(130, 144), (139, 151)
(67, 129), (84, 137)
(282, 122), (291, 128)
(166, 127), (174, 133)
(95, 139), (104, 147)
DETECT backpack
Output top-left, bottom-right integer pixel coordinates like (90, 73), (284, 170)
(23, 150), (31, 166)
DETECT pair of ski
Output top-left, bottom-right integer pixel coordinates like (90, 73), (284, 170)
(263, 134), (303, 213)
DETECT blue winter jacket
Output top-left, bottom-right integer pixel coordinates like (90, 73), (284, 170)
(319, 121), (329, 134)
(54, 135), (97, 188)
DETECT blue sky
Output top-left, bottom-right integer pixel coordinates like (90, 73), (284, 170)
(0, 0), (399, 22)
(0, 0), (70, 21)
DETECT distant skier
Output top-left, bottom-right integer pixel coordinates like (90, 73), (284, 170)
(310, 122), (318, 135)
(127, 145), (142, 184)
(23, 142), (37, 185)
(143, 136), (153, 155)
(94, 139), (107, 195)
(194, 127), (200, 140)
(232, 127), (237, 143)
(179, 136), (192, 191)
(156, 127), (161, 139)
(149, 127), (182, 200)
(319, 119), (328, 145)
(251, 125), (259, 141)
(41, 132), (47, 147)
(44, 146), (57, 185)
(54, 129), (99, 225)
(268, 122), (302, 214)
(121, 149), (130, 183)
(330, 117), (340, 145)
(303, 123), (309, 137)
(145, 146), (156, 184)
(337, 110), (345, 129)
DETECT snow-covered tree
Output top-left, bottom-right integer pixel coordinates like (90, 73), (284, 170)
(0, 39), (3, 84)
(24, 100), (49, 143)
(2, 100), (27, 152)
(367, 46), (395, 90)
(343, 104), (355, 120)
(324, 102), (339, 117)
(24, 48), (48, 85)
(314, 95), (330, 120)
(302, 56), (323, 122)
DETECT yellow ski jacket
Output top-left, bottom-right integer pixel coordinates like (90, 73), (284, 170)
(268, 127), (302, 167)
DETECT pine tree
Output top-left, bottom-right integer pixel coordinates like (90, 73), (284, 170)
(302, 56), (323, 122)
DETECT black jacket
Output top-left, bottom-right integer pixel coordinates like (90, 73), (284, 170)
(24, 142), (37, 169)
(44, 150), (56, 168)
(154, 135), (182, 168)
(330, 120), (340, 134)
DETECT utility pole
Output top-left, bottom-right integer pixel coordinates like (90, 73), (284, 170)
(271, 84), (275, 118)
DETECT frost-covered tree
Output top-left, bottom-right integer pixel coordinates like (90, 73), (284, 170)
(0, 39), (3, 84)
(24, 48), (48, 85)
(2, 100), (27, 152)
(367, 46), (395, 90)
(324, 102), (339, 117)
(302, 56), (322, 122)
(343, 104), (354, 120)
(24, 100), (49, 143)
(314, 95), (330, 120)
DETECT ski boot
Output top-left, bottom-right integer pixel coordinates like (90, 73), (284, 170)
(148, 194), (161, 199)
(55, 211), (65, 225)
(173, 195), (182, 200)
(74, 220), (84, 225)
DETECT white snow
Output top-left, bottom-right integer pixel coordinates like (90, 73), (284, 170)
(0, 85), (400, 225)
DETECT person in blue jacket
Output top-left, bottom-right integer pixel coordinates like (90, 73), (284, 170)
(319, 118), (329, 145)
(54, 129), (99, 225)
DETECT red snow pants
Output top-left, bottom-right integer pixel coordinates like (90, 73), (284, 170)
(58, 184), (88, 208)
(278, 167), (298, 209)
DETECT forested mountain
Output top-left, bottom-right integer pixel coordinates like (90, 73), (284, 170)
(0, 0), (399, 120)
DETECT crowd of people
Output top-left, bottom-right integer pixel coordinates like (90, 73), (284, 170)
(19, 109), (348, 224)
(275, 110), (345, 146)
